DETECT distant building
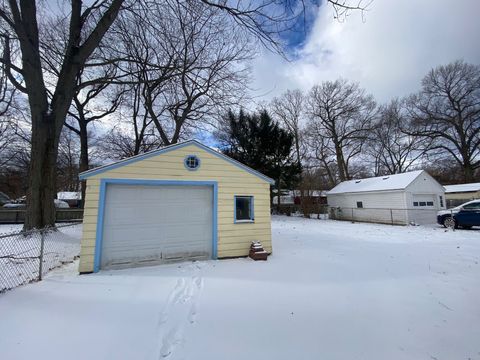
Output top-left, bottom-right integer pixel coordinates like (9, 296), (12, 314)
(443, 182), (480, 207)
(327, 170), (445, 225)
(57, 192), (82, 208)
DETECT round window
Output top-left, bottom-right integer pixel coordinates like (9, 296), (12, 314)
(184, 155), (200, 170)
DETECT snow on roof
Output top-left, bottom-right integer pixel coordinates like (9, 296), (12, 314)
(57, 192), (82, 200)
(443, 182), (480, 193)
(328, 170), (425, 195)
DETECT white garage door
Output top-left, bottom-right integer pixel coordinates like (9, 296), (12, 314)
(101, 184), (213, 270)
(410, 193), (437, 224)
(412, 194), (435, 207)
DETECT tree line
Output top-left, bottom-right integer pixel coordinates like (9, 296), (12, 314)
(269, 60), (480, 190)
(210, 60), (480, 209)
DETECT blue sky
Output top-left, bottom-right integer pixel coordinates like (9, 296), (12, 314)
(279, 0), (321, 51)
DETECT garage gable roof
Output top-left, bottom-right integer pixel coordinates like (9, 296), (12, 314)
(328, 170), (427, 195)
(79, 139), (275, 184)
(444, 182), (480, 193)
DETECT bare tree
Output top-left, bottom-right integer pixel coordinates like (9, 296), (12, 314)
(407, 60), (480, 183)
(57, 128), (80, 193)
(41, 13), (124, 176)
(0, 0), (125, 229)
(65, 77), (124, 205)
(98, 124), (161, 160)
(307, 79), (377, 181)
(0, 119), (17, 169)
(97, 82), (162, 161)
(303, 134), (339, 188)
(271, 89), (305, 166)
(138, 0), (252, 145)
(0, 61), (14, 116)
(0, 65), (17, 169)
(369, 99), (429, 175)
(33, 6), (127, 206)
(121, 0), (368, 145)
(0, 107), (33, 198)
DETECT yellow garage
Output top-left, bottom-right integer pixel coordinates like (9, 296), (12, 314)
(78, 140), (273, 273)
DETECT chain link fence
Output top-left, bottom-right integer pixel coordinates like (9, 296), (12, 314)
(274, 203), (441, 225)
(0, 222), (82, 293)
(274, 203), (329, 217)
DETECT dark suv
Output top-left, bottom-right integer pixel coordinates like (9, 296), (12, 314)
(437, 200), (480, 229)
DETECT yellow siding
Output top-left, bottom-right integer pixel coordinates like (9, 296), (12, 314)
(445, 191), (480, 201)
(79, 144), (271, 273)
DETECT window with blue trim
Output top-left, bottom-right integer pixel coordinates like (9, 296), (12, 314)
(184, 155), (200, 170)
(235, 196), (254, 222)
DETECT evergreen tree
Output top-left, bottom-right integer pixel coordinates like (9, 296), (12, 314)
(219, 109), (302, 207)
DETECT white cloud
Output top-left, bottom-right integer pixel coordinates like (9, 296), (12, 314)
(251, 0), (480, 103)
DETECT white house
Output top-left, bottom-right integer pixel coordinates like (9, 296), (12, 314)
(327, 170), (446, 225)
(57, 191), (82, 208)
(443, 182), (480, 207)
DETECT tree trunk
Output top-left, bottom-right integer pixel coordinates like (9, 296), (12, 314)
(464, 163), (474, 183)
(294, 130), (301, 167)
(79, 121), (89, 208)
(277, 176), (281, 214)
(294, 130), (305, 213)
(322, 160), (336, 187)
(334, 142), (347, 181)
(24, 115), (59, 229)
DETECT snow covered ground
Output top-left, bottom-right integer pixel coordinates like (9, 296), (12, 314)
(0, 223), (82, 291)
(0, 223), (23, 235)
(0, 216), (479, 360)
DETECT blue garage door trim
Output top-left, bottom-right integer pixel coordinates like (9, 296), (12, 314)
(94, 179), (218, 273)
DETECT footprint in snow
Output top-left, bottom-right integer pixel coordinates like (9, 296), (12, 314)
(157, 264), (205, 359)
(194, 276), (203, 290)
(171, 278), (187, 304)
(159, 327), (181, 358)
(158, 278), (186, 327)
(188, 304), (197, 324)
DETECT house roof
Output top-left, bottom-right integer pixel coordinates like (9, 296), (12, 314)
(328, 170), (426, 195)
(443, 182), (480, 193)
(79, 139), (275, 184)
(57, 192), (82, 200)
